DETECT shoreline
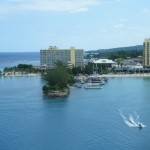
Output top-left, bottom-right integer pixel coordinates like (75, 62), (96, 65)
(44, 88), (69, 97)
(1, 73), (40, 77)
(76, 73), (150, 79)
(91, 73), (150, 78)
(1, 73), (150, 78)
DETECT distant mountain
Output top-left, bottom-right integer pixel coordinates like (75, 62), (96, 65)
(86, 45), (143, 54)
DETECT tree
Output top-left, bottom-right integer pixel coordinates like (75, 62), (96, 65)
(42, 61), (72, 92)
(72, 67), (82, 75)
(83, 63), (93, 75)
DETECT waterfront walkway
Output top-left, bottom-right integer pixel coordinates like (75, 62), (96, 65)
(76, 74), (150, 81)
(2, 73), (150, 78)
(92, 73), (150, 78)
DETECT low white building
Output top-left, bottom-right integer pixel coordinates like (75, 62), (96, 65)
(94, 59), (116, 65)
(122, 61), (143, 69)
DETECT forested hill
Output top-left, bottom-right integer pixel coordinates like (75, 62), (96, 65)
(85, 45), (143, 59)
(87, 45), (143, 53)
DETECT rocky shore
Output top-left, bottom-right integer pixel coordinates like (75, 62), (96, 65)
(44, 88), (69, 97)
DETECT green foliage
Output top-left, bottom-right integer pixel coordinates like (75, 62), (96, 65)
(68, 75), (75, 85)
(70, 63), (111, 75)
(85, 50), (143, 60)
(17, 64), (33, 69)
(42, 84), (61, 93)
(4, 64), (40, 73)
(108, 50), (143, 60)
(83, 65), (93, 75)
(71, 63), (94, 75)
(66, 68), (72, 74)
(44, 67), (68, 88)
(42, 85), (50, 94)
(43, 61), (73, 93)
(4, 67), (13, 72)
(72, 67), (82, 75)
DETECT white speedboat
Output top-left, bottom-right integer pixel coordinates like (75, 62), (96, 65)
(86, 77), (106, 85)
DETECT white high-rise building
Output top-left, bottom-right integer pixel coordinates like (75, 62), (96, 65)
(40, 46), (84, 68)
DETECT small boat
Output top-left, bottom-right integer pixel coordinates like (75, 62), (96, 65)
(80, 80), (84, 84)
(86, 77), (106, 85)
(138, 123), (142, 129)
(84, 83), (102, 89)
(74, 83), (82, 88)
(102, 77), (108, 82)
(76, 84), (82, 88)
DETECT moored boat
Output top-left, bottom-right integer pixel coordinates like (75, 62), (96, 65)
(84, 83), (102, 89)
(85, 76), (106, 85)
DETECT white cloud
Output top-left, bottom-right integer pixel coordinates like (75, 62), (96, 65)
(143, 8), (150, 15)
(109, 19), (126, 30)
(119, 18), (127, 22)
(0, 0), (109, 14)
(76, 25), (83, 28)
(114, 23), (124, 29)
(97, 28), (108, 33)
(128, 26), (142, 30)
(119, 31), (126, 34)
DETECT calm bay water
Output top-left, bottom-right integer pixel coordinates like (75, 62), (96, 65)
(0, 53), (150, 150)
(0, 76), (150, 150)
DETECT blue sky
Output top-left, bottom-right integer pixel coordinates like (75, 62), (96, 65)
(0, 0), (150, 52)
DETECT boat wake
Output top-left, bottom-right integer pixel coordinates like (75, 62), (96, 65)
(119, 110), (146, 128)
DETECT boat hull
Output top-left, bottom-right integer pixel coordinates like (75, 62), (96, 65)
(84, 83), (102, 89)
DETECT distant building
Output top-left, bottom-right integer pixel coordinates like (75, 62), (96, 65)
(122, 60), (143, 69)
(40, 46), (84, 69)
(94, 59), (116, 64)
(126, 57), (143, 63)
(143, 38), (150, 67)
(94, 59), (116, 70)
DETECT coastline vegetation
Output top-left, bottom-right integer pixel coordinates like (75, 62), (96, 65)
(85, 50), (143, 60)
(71, 63), (110, 75)
(3, 64), (42, 74)
(42, 61), (75, 96)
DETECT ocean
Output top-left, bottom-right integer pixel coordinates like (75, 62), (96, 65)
(0, 52), (40, 71)
(0, 53), (150, 150)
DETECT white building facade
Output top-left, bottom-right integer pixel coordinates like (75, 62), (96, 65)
(40, 46), (84, 69)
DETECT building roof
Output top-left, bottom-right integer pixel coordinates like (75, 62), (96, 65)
(94, 59), (116, 64)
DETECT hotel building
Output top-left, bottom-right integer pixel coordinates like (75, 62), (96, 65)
(143, 38), (150, 67)
(40, 46), (84, 68)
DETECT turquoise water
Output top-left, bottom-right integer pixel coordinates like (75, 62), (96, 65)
(0, 76), (150, 150)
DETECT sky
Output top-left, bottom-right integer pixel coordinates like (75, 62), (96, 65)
(0, 0), (150, 52)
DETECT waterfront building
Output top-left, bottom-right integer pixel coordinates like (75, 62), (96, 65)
(94, 59), (116, 64)
(40, 46), (84, 68)
(122, 60), (143, 69)
(93, 59), (116, 74)
(143, 38), (150, 67)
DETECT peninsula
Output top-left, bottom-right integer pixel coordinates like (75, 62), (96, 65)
(42, 62), (74, 97)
